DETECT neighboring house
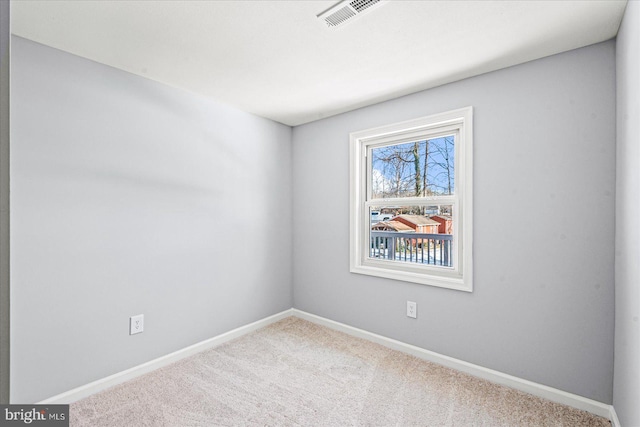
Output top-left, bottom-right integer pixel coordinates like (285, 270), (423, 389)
(392, 215), (440, 234)
(376, 215), (439, 249)
(431, 215), (453, 235)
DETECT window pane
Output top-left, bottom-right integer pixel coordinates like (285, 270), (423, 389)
(370, 136), (455, 199)
(368, 205), (453, 267)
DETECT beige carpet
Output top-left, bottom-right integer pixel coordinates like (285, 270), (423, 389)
(70, 317), (609, 426)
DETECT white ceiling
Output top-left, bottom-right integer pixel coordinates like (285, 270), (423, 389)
(11, 0), (627, 126)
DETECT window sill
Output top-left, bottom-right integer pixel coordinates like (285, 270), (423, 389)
(350, 263), (472, 292)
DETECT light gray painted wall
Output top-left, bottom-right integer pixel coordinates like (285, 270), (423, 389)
(292, 42), (616, 403)
(10, 37), (292, 403)
(0, 0), (10, 404)
(614, 1), (640, 424)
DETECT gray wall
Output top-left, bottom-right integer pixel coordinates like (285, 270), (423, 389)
(10, 37), (292, 403)
(614, 1), (640, 424)
(0, 0), (10, 404)
(292, 41), (616, 403)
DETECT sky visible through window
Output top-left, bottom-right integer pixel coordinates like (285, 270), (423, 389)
(371, 136), (455, 199)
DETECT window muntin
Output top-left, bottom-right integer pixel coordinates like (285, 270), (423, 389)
(350, 107), (472, 291)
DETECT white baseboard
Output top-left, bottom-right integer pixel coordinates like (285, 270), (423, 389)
(38, 309), (293, 404)
(609, 405), (621, 427)
(292, 309), (616, 422)
(38, 307), (617, 426)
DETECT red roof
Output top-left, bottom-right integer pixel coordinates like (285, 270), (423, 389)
(392, 215), (440, 227)
(371, 220), (415, 232)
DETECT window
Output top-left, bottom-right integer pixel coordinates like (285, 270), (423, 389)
(349, 107), (473, 291)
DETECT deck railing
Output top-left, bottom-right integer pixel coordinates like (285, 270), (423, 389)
(370, 231), (453, 267)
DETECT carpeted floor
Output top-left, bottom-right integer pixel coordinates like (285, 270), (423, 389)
(70, 317), (609, 426)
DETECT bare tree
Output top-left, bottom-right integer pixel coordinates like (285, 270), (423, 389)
(371, 136), (454, 202)
(412, 141), (421, 197)
(428, 136), (454, 195)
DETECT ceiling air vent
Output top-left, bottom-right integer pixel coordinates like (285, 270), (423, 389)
(317, 0), (386, 28)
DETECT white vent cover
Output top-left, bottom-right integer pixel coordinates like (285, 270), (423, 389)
(317, 0), (386, 28)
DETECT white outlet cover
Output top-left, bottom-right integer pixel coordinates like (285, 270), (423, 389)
(407, 301), (417, 319)
(130, 314), (144, 335)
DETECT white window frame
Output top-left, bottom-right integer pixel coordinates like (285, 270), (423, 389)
(349, 107), (473, 292)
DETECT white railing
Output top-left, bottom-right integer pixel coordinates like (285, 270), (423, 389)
(370, 231), (453, 267)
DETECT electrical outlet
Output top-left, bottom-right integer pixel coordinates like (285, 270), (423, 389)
(407, 301), (417, 319)
(130, 314), (144, 335)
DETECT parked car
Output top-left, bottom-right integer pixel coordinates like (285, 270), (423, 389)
(371, 211), (394, 223)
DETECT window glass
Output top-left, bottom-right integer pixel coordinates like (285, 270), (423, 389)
(370, 136), (455, 199)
